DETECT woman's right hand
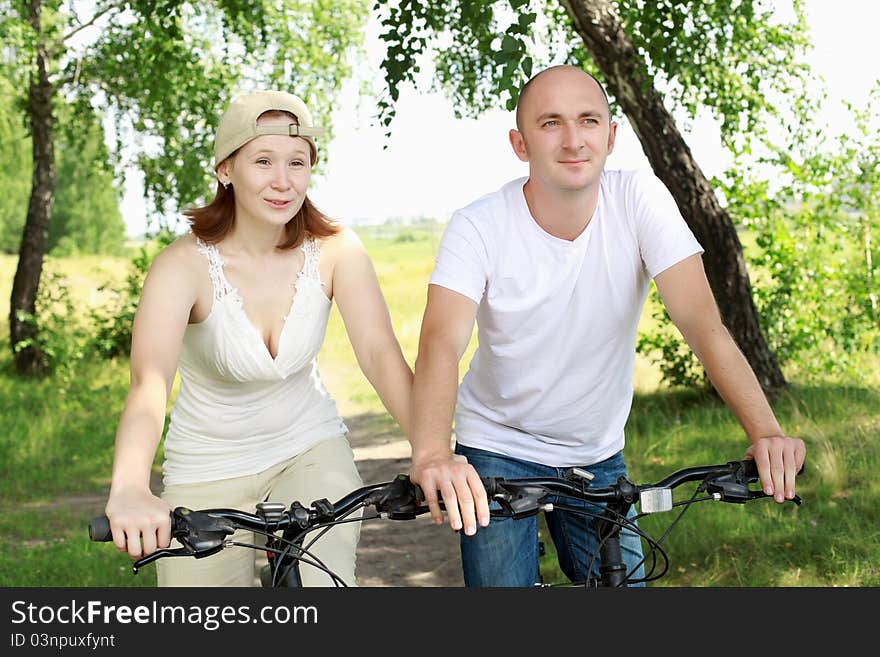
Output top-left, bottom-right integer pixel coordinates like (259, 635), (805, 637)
(105, 487), (172, 559)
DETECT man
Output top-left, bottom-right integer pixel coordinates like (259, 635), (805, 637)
(408, 65), (806, 587)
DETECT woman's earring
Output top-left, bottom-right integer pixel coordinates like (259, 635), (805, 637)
(222, 181), (230, 189)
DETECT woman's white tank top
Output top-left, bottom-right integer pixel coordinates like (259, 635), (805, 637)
(161, 235), (347, 485)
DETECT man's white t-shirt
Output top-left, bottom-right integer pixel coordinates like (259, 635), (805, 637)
(429, 169), (704, 467)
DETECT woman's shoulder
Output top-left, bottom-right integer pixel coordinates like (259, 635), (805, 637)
(135, 233), (206, 310)
(316, 224), (365, 255)
(148, 232), (207, 279)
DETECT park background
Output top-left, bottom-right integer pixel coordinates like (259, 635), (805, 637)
(0, 0), (878, 586)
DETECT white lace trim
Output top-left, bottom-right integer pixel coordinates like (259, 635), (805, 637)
(299, 235), (321, 282)
(195, 237), (234, 301)
(195, 235), (321, 303)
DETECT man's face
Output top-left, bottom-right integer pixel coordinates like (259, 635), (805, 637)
(510, 68), (617, 193)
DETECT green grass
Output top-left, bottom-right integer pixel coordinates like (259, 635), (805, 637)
(537, 381), (880, 587)
(0, 351), (164, 586)
(0, 229), (878, 587)
(0, 253), (159, 587)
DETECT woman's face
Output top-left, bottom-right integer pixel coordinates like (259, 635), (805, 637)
(218, 113), (312, 228)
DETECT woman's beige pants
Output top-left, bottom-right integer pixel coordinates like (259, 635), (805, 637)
(157, 436), (363, 587)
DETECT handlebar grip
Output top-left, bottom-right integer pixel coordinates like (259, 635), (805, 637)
(88, 516), (113, 542)
(741, 458), (806, 478)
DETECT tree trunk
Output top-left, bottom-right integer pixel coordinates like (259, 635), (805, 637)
(560, 0), (787, 396)
(10, 0), (55, 375)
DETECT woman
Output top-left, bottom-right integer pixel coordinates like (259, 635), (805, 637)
(104, 90), (413, 586)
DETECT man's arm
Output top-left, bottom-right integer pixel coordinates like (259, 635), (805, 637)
(654, 253), (806, 502)
(409, 284), (490, 534)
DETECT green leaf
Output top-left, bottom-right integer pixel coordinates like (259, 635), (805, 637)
(518, 12), (536, 29)
(501, 34), (519, 54)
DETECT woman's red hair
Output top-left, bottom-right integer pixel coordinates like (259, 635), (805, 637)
(184, 183), (339, 249)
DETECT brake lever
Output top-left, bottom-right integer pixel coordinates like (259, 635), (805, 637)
(703, 475), (802, 506)
(745, 490), (802, 506)
(491, 496), (540, 519)
(368, 475), (428, 520)
(486, 480), (546, 519)
(132, 546), (203, 573)
(131, 507), (236, 573)
(129, 507), (236, 574)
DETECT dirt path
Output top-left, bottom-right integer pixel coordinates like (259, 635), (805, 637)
(346, 413), (464, 587)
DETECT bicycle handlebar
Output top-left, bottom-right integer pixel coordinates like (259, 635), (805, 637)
(87, 479), (404, 544)
(89, 458), (800, 546)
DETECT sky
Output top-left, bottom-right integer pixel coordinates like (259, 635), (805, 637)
(121, 0), (880, 237)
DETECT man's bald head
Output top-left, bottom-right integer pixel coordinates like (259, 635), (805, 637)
(515, 65), (611, 132)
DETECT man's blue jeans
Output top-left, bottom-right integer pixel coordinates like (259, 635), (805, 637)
(455, 443), (646, 587)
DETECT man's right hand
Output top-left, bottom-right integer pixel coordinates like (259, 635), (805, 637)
(409, 451), (490, 536)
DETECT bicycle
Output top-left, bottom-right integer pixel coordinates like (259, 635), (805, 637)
(88, 457), (802, 587)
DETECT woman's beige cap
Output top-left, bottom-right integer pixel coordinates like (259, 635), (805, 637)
(213, 90), (324, 168)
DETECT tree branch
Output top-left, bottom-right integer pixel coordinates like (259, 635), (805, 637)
(61, 0), (125, 44)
